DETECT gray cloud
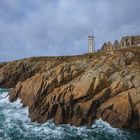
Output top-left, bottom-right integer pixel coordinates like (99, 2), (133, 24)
(0, 0), (140, 61)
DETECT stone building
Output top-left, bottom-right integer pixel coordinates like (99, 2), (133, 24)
(100, 35), (140, 53)
(120, 35), (140, 48)
(133, 36), (140, 46)
(107, 41), (114, 51)
(100, 41), (114, 52)
(114, 40), (121, 50)
(101, 43), (107, 52)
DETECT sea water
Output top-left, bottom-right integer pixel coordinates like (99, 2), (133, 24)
(0, 89), (140, 140)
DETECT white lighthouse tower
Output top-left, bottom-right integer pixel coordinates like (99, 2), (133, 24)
(88, 31), (95, 53)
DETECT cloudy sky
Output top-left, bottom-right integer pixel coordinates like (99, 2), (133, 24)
(0, 0), (140, 61)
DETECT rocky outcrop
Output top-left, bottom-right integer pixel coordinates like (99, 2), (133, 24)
(0, 47), (140, 129)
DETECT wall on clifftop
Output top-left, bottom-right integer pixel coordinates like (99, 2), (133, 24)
(100, 35), (140, 52)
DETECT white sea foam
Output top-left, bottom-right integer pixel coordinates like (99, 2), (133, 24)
(0, 91), (132, 140)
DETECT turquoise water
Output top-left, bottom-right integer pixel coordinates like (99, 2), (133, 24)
(0, 89), (140, 140)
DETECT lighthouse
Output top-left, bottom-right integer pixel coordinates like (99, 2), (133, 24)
(88, 32), (95, 53)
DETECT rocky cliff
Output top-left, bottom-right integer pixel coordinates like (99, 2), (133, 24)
(0, 47), (140, 129)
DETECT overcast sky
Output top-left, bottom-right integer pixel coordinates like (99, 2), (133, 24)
(0, 0), (140, 62)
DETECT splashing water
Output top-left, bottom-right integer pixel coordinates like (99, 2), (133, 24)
(0, 89), (140, 140)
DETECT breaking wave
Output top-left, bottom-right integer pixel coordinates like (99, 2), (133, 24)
(0, 90), (140, 140)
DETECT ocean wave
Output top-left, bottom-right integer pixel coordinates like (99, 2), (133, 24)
(0, 91), (138, 140)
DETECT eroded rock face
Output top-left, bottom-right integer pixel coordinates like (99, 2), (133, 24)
(1, 47), (140, 128)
